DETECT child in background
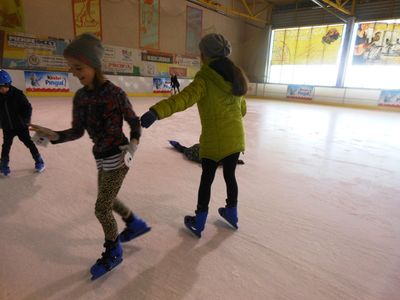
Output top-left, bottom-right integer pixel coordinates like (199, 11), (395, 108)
(141, 33), (247, 238)
(170, 73), (180, 94)
(30, 33), (150, 279)
(0, 69), (45, 176)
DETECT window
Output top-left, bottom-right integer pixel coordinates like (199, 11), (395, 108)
(268, 24), (345, 86)
(345, 19), (400, 89)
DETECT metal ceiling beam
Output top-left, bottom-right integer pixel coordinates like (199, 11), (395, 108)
(315, 0), (355, 15)
(310, 0), (351, 22)
(186, 0), (273, 25)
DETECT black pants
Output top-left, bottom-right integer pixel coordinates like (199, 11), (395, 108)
(197, 152), (240, 212)
(1, 128), (41, 163)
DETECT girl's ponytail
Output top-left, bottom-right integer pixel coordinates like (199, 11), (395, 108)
(209, 58), (248, 96)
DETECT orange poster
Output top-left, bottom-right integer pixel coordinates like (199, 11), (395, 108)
(72, 0), (102, 38)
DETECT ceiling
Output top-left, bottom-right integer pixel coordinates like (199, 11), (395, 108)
(267, 0), (307, 4)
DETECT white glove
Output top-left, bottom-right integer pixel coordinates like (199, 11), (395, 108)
(32, 132), (50, 147)
(119, 139), (138, 156)
(119, 139), (138, 167)
(29, 124), (59, 141)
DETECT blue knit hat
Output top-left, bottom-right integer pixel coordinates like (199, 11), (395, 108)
(64, 33), (104, 68)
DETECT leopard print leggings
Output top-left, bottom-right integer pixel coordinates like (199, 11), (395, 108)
(95, 165), (131, 241)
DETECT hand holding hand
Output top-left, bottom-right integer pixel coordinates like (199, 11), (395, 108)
(140, 110), (158, 128)
(29, 124), (59, 141)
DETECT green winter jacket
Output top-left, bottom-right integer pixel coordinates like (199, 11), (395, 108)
(151, 63), (246, 162)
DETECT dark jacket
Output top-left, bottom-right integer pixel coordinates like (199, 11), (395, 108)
(0, 86), (32, 130)
(171, 75), (180, 87)
(52, 80), (141, 159)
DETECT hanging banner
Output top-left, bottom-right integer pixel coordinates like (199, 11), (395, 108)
(2, 32), (69, 71)
(0, 0), (24, 32)
(186, 6), (202, 56)
(25, 71), (69, 92)
(139, 0), (159, 49)
(287, 84), (314, 100)
(352, 22), (400, 65)
(271, 25), (344, 65)
(379, 90), (400, 106)
(153, 77), (171, 93)
(72, 0), (102, 38)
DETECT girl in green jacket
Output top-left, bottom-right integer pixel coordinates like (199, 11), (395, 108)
(141, 33), (247, 238)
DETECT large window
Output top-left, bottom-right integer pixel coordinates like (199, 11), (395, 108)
(345, 19), (400, 89)
(268, 24), (345, 86)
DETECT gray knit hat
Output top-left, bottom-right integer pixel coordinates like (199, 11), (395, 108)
(64, 33), (104, 68)
(198, 33), (231, 58)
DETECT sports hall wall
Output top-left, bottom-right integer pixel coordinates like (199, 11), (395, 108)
(0, 0), (268, 96)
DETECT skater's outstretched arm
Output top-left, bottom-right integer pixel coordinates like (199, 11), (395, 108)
(29, 124), (59, 141)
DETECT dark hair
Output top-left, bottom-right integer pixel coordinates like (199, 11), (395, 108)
(93, 68), (106, 89)
(209, 57), (248, 96)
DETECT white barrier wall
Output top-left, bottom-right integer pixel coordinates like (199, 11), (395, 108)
(247, 83), (395, 109)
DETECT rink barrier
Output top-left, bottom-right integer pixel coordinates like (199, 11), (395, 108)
(247, 83), (400, 111)
(4, 69), (399, 110)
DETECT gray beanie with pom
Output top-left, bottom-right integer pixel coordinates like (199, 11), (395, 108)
(198, 33), (231, 58)
(64, 33), (104, 68)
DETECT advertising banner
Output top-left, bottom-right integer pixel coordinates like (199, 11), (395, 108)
(2, 31), (69, 71)
(72, 0), (102, 38)
(169, 67), (187, 77)
(25, 71), (69, 92)
(142, 51), (173, 64)
(153, 77), (171, 93)
(287, 84), (314, 100)
(175, 54), (200, 66)
(102, 44), (141, 75)
(379, 90), (400, 106)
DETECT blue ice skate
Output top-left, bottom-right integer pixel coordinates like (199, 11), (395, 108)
(184, 211), (208, 238)
(218, 207), (238, 229)
(119, 215), (151, 243)
(90, 238), (123, 280)
(0, 160), (10, 177)
(35, 157), (46, 173)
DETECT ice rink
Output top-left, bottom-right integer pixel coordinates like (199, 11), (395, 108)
(1, 97), (399, 300)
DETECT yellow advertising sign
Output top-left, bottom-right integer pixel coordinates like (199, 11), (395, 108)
(72, 0), (102, 38)
(272, 24), (344, 65)
(0, 0), (24, 32)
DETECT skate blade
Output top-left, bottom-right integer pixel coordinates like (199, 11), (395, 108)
(35, 166), (46, 173)
(184, 223), (201, 238)
(90, 258), (123, 280)
(221, 216), (238, 229)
